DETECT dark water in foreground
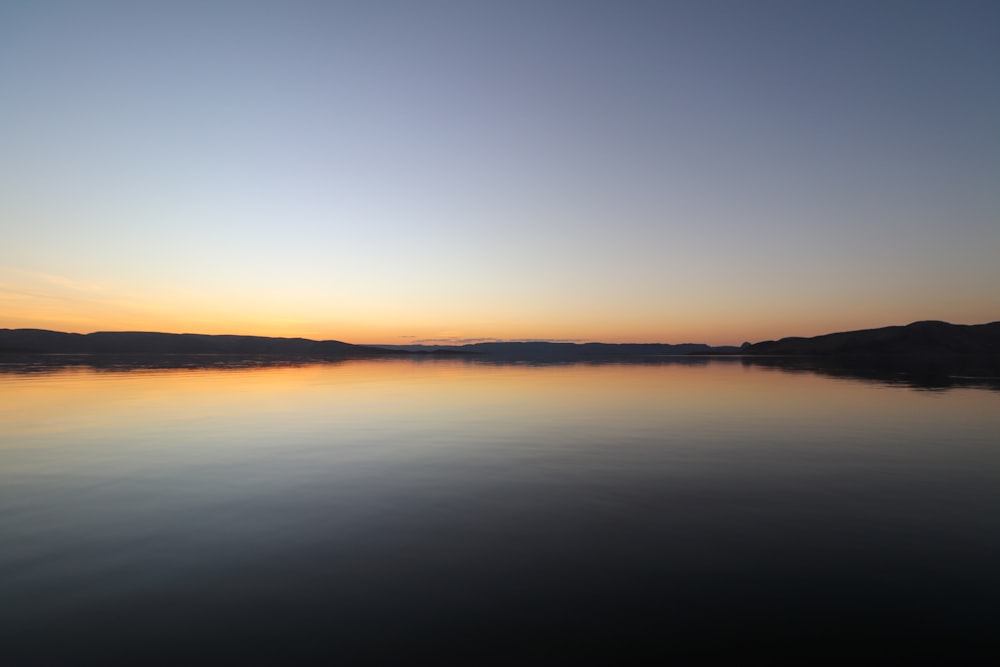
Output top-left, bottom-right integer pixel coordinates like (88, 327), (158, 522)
(2, 358), (999, 664)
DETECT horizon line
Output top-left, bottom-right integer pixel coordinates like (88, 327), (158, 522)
(6, 319), (999, 349)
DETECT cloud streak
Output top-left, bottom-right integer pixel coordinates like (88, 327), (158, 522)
(411, 337), (588, 345)
(1, 266), (104, 293)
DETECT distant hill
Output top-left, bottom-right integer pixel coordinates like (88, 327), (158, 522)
(743, 321), (1000, 357)
(0, 329), (738, 363)
(379, 341), (739, 361)
(462, 341), (735, 361)
(8, 322), (997, 364)
(0, 329), (394, 358)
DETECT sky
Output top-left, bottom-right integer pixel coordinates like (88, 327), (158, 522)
(1, 0), (998, 345)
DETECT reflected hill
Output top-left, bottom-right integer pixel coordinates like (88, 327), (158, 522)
(738, 356), (1000, 392)
(0, 329), (420, 373)
(4, 323), (999, 390)
(732, 320), (1000, 391)
(0, 330), (739, 364)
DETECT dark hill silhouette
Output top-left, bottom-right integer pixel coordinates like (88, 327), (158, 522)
(377, 341), (739, 361)
(461, 341), (730, 361)
(0, 330), (739, 363)
(743, 320), (1000, 357)
(0, 329), (392, 358)
(5, 321), (998, 364)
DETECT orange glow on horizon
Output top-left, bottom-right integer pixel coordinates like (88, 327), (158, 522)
(3, 267), (996, 348)
(4, 308), (998, 348)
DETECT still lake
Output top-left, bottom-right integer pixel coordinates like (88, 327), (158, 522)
(2, 357), (999, 663)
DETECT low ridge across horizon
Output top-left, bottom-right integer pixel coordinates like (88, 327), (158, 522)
(0, 329), (374, 357)
(3, 320), (1000, 359)
(0, 327), (737, 359)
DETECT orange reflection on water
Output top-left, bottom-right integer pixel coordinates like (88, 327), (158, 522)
(3, 359), (997, 451)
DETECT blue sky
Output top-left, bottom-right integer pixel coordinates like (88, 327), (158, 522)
(2, 0), (998, 344)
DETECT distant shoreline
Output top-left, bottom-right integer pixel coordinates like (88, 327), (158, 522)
(3, 320), (999, 363)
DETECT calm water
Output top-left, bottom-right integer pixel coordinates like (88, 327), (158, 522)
(2, 358), (999, 663)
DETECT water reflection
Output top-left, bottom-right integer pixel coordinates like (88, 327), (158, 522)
(2, 359), (999, 663)
(3, 351), (1000, 391)
(738, 354), (1000, 391)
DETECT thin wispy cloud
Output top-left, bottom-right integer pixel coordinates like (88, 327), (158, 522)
(1, 266), (104, 293)
(0, 285), (71, 301)
(413, 337), (502, 345)
(0, 266), (157, 332)
(411, 337), (588, 345)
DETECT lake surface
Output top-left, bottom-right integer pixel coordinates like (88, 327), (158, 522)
(2, 358), (999, 663)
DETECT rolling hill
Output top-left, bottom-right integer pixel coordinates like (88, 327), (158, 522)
(742, 320), (1000, 357)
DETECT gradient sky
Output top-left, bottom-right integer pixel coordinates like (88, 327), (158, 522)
(2, 0), (998, 345)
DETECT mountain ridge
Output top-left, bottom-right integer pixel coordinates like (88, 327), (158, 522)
(3, 320), (999, 360)
(0, 329), (386, 358)
(741, 320), (1000, 357)
(0, 328), (738, 361)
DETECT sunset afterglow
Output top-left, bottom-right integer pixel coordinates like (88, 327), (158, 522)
(2, 2), (997, 344)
